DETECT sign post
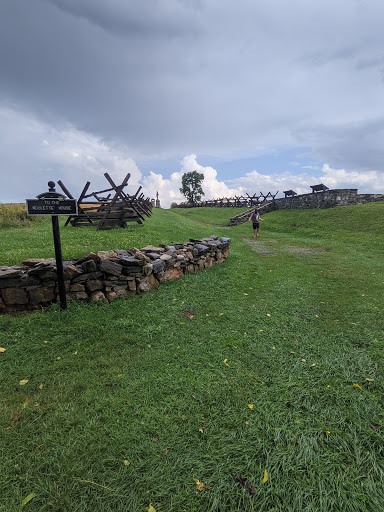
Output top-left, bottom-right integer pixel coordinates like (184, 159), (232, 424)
(26, 181), (78, 311)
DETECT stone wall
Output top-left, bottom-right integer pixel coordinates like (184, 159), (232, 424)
(0, 236), (231, 315)
(230, 189), (384, 226)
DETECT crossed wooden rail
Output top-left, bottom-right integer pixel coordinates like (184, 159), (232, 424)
(57, 173), (152, 230)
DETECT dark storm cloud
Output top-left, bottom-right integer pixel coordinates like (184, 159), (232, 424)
(1, 0), (384, 205)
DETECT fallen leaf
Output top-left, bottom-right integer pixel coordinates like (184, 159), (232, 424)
(74, 351), (78, 355)
(353, 384), (361, 389)
(232, 472), (256, 495)
(195, 480), (205, 491)
(262, 469), (268, 484)
(39, 384), (43, 390)
(366, 378), (375, 382)
(163, 449), (168, 455)
(199, 428), (204, 433)
(245, 480), (257, 495)
(151, 438), (158, 442)
(123, 459), (130, 465)
(243, 293), (248, 296)
(0, 347), (6, 353)
(219, 313), (224, 316)
(326, 430), (331, 434)
(148, 504), (156, 512)
(248, 404), (254, 410)
(266, 313), (271, 317)
(311, 363), (316, 367)
(245, 420), (250, 425)
(19, 379), (29, 386)
(21, 493), (37, 507)
(223, 358), (230, 367)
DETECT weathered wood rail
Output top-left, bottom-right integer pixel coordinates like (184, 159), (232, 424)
(173, 192), (278, 208)
(58, 173), (152, 230)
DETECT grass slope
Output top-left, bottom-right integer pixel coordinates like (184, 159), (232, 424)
(1, 203), (384, 511)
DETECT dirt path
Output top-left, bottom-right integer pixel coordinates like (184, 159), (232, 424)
(243, 238), (330, 256)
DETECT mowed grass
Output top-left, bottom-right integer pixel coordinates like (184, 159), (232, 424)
(1, 203), (384, 511)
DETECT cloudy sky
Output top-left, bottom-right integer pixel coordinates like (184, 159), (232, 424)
(1, 0), (384, 207)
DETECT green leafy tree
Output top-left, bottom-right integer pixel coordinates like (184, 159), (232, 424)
(179, 171), (205, 204)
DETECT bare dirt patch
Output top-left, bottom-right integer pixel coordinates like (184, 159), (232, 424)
(243, 238), (330, 256)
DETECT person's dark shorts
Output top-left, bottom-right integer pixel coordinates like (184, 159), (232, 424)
(253, 222), (260, 229)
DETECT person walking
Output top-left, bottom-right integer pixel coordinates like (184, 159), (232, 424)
(248, 208), (264, 238)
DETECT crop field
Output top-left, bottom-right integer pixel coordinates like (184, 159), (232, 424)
(1, 203), (384, 511)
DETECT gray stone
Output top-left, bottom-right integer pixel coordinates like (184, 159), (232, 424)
(152, 259), (166, 273)
(70, 283), (86, 292)
(86, 280), (103, 292)
(97, 250), (117, 259)
(121, 266), (142, 276)
(134, 251), (151, 263)
(137, 274), (158, 293)
(140, 245), (164, 254)
(194, 244), (210, 255)
(79, 260), (97, 273)
(90, 291), (108, 304)
(146, 252), (161, 260)
(76, 252), (101, 265)
(112, 285), (128, 292)
(72, 271), (103, 283)
(0, 267), (25, 279)
(64, 264), (83, 279)
(66, 291), (89, 301)
(0, 277), (40, 289)
(29, 286), (56, 305)
(105, 291), (117, 302)
(140, 263), (151, 276)
(100, 259), (123, 276)
(2, 288), (28, 305)
(113, 250), (130, 257)
(115, 256), (144, 267)
(104, 280), (129, 287)
(22, 258), (56, 267)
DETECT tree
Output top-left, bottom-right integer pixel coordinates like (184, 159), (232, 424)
(179, 171), (205, 204)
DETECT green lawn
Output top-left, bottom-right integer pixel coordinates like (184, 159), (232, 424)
(1, 204), (384, 511)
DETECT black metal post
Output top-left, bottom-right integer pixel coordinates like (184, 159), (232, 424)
(47, 181), (67, 311)
(51, 215), (67, 311)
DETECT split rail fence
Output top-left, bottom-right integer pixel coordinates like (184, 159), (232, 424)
(57, 173), (152, 230)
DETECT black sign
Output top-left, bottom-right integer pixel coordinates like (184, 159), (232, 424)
(26, 197), (78, 216)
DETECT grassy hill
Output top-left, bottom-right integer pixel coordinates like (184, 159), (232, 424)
(1, 203), (384, 511)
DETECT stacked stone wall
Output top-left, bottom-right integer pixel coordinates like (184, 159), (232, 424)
(0, 236), (231, 315)
(230, 189), (384, 226)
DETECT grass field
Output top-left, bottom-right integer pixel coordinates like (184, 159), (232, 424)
(1, 203), (384, 511)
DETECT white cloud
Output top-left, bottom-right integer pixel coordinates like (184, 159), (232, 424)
(320, 164), (384, 192)
(141, 155), (244, 208)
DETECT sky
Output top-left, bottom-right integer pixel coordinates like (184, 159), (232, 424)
(1, 0), (384, 208)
